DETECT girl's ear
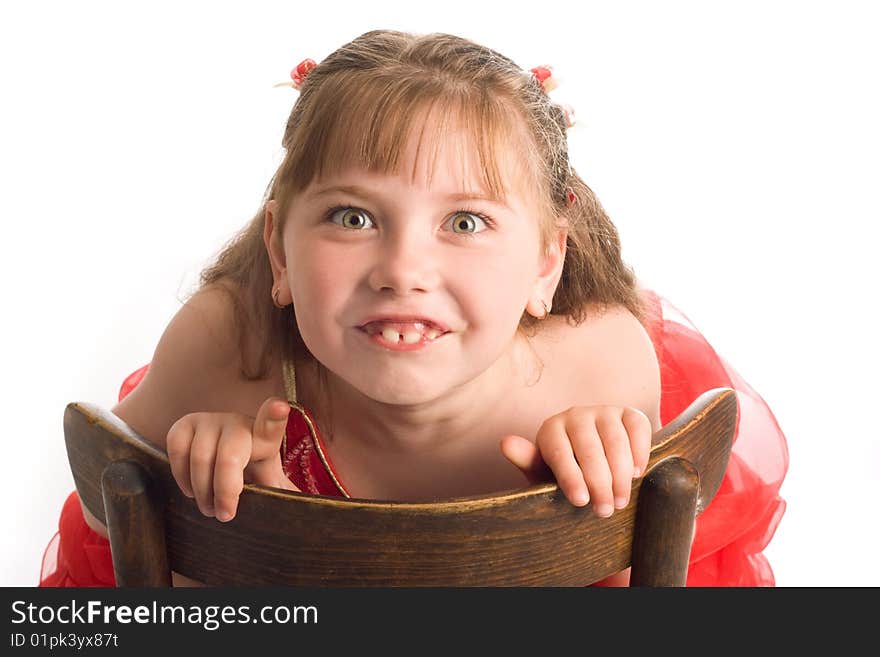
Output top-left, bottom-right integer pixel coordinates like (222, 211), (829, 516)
(264, 201), (285, 268)
(264, 200), (290, 302)
(527, 225), (568, 318)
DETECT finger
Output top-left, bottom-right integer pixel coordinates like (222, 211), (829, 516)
(536, 426), (591, 507)
(244, 444), (288, 488)
(251, 397), (292, 462)
(565, 420), (614, 517)
(189, 425), (221, 517)
(166, 416), (196, 498)
(212, 425), (253, 522)
(595, 412), (636, 510)
(246, 456), (299, 495)
(622, 407), (653, 478)
(499, 434), (552, 484)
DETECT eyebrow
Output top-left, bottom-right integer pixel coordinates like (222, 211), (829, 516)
(308, 184), (509, 206)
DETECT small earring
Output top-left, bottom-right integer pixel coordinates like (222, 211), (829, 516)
(272, 286), (285, 309)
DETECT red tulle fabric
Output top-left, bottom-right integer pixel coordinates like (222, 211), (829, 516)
(39, 289), (788, 587)
(640, 290), (788, 585)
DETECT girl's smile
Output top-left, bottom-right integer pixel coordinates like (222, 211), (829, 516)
(357, 323), (449, 351)
(357, 317), (451, 351)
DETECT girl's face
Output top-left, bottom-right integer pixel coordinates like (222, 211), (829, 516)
(272, 123), (566, 406)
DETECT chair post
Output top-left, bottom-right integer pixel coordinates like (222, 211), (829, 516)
(630, 457), (699, 587)
(101, 460), (172, 587)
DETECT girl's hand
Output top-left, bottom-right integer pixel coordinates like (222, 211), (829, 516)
(500, 405), (652, 517)
(166, 397), (299, 522)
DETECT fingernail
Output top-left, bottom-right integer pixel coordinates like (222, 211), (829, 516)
(217, 510), (232, 522)
(202, 505), (214, 517)
(572, 490), (589, 506)
(596, 503), (614, 517)
(614, 496), (628, 509)
(633, 466), (641, 478)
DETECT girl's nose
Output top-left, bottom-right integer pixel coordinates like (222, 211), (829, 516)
(367, 231), (440, 295)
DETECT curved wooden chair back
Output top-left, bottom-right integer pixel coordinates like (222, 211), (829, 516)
(64, 387), (736, 587)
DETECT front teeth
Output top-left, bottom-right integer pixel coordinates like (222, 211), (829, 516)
(379, 328), (441, 344)
(380, 328), (405, 343)
(402, 331), (421, 344)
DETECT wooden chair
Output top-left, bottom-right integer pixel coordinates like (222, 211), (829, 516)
(64, 387), (736, 587)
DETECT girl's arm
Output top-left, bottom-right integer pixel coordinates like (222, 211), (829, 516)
(81, 283), (247, 536)
(504, 306), (662, 587)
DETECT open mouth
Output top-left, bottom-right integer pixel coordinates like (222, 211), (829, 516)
(358, 321), (450, 347)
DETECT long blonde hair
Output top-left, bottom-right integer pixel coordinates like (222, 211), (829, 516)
(199, 30), (644, 382)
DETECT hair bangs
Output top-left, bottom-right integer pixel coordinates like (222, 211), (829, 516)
(285, 72), (535, 206)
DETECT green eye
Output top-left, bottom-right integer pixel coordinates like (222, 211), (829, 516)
(448, 212), (488, 234)
(330, 207), (373, 229)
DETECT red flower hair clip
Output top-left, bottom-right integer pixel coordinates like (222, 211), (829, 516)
(530, 65), (559, 94)
(530, 65), (576, 129)
(273, 58), (317, 91)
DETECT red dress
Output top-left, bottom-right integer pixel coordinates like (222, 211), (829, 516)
(39, 289), (788, 587)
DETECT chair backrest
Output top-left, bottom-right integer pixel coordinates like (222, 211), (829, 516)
(64, 387), (736, 587)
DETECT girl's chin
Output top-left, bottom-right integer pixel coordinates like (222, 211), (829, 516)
(355, 379), (443, 407)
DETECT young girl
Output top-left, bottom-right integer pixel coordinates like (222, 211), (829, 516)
(40, 29), (788, 587)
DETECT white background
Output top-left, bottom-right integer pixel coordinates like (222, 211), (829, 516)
(2, 1), (877, 586)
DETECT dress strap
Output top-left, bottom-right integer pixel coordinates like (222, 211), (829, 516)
(282, 357), (297, 404)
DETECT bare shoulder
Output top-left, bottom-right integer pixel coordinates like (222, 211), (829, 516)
(110, 282), (264, 450)
(550, 304), (662, 430)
